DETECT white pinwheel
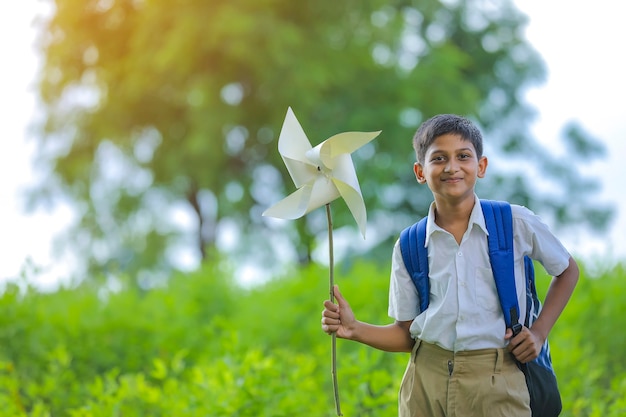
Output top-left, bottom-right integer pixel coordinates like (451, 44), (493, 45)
(262, 107), (381, 238)
(263, 107), (381, 416)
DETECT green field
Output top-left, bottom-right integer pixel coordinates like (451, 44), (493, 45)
(1, 259), (624, 416)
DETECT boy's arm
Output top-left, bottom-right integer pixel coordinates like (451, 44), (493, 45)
(350, 320), (415, 353)
(507, 256), (579, 362)
(322, 285), (415, 353)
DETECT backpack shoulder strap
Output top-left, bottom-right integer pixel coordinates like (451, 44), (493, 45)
(399, 217), (429, 313)
(524, 255), (537, 328)
(483, 200), (558, 374)
(480, 199), (522, 332)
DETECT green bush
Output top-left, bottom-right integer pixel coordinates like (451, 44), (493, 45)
(0, 259), (624, 416)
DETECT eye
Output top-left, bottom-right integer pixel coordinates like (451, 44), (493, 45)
(431, 155), (446, 162)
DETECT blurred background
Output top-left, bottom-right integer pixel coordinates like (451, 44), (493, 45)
(1, 0), (624, 290)
(1, 1), (625, 416)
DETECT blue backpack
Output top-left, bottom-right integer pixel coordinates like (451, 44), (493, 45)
(399, 199), (561, 417)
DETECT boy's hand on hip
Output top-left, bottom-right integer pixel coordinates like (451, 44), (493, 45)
(321, 285), (357, 340)
(505, 326), (543, 363)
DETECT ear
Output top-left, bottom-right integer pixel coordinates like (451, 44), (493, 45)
(477, 156), (488, 178)
(414, 163), (427, 184)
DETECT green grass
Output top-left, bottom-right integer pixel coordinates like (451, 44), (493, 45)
(0, 259), (624, 416)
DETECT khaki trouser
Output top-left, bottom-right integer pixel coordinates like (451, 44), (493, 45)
(399, 340), (531, 417)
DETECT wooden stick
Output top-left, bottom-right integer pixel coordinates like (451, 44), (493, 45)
(326, 203), (342, 416)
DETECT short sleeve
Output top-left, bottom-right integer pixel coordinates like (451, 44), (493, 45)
(388, 240), (420, 321)
(512, 205), (571, 277)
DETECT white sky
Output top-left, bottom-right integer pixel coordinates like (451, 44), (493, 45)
(0, 1), (74, 289)
(1, 1), (624, 288)
(512, 0), (626, 267)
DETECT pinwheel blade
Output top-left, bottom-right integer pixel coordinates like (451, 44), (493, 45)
(318, 131), (381, 168)
(332, 177), (367, 238)
(262, 176), (341, 220)
(262, 184), (314, 220)
(278, 107), (317, 187)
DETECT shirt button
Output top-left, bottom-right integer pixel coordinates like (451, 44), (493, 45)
(458, 252), (463, 256)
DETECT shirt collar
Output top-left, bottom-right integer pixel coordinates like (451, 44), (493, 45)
(424, 194), (488, 247)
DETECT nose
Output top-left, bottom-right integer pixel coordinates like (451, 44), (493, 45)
(444, 159), (458, 173)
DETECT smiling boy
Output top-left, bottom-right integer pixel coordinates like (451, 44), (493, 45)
(321, 114), (579, 416)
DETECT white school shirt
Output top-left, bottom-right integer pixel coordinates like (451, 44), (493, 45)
(388, 196), (571, 352)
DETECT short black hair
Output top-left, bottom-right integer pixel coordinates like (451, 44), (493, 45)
(413, 114), (483, 165)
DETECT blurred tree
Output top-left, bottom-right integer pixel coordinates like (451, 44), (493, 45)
(32, 0), (611, 283)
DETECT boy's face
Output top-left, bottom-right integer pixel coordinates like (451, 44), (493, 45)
(413, 133), (487, 202)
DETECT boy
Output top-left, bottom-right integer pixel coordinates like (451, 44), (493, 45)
(321, 114), (579, 416)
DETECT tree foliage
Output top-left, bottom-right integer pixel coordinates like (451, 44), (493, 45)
(1, 259), (625, 416)
(32, 0), (611, 280)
